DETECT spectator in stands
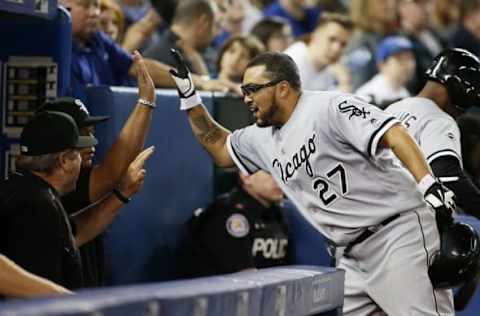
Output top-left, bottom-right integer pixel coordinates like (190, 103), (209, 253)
(100, 0), (174, 53)
(211, 0), (247, 48)
(263, 0), (321, 38)
(345, 0), (397, 91)
(121, 8), (162, 53)
(240, 0), (264, 34)
(356, 36), (415, 108)
(179, 171), (289, 278)
(284, 12), (353, 92)
(251, 17), (294, 52)
(217, 36), (265, 83)
(449, 0), (480, 58)
(144, 0), (219, 76)
(117, 0), (149, 27)
(99, 0), (124, 42)
(431, 0), (462, 41)
(38, 52), (156, 287)
(397, 0), (446, 94)
(98, 0), (163, 54)
(66, 0), (232, 102)
(0, 254), (72, 298)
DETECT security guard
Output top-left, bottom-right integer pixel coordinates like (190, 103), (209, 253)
(180, 171), (290, 277)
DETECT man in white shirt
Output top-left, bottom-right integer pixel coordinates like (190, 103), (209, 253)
(284, 12), (353, 92)
(356, 36), (415, 108)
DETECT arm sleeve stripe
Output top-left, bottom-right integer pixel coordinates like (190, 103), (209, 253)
(226, 134), (253, 175)
(427, 150), (462, 168)
(367, 117), (399, 157)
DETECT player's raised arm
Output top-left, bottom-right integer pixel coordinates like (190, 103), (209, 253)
(169, 49), (234, 168)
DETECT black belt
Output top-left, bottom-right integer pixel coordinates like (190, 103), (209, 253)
(343, 214), (401, 258)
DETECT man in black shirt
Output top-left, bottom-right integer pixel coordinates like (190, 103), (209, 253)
(0, 111), (97, 289)
(180, 171), (289, 277)
(37, 51), (156, 287)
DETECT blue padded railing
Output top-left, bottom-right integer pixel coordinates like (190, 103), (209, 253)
(0, 266), (344, 316)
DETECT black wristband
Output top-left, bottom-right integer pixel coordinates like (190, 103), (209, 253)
(113, 188), (131, 204)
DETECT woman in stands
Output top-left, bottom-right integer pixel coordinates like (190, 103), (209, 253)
(216, 35), (265, 83)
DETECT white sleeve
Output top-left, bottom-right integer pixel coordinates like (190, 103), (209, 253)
(420, 118), (462, 166)
(327, 95), (400, 158)
(227, 126), (268, 175)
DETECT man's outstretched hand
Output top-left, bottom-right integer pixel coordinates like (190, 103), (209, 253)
(117, 146), (155, 198)
(132, 51), (156, 107)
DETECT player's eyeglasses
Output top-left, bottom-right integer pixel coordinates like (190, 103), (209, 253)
(241, 78), (285, 97)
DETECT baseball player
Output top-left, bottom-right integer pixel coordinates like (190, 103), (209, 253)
(386, 48), (480, 220)
(169, 49), (455, 315)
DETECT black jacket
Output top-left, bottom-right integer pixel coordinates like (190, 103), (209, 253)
(0, 171), (82, 289)
(179, 187), (290, 278)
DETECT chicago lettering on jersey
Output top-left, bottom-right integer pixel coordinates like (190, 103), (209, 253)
(252, 238), (288, 259)
(272, 134), (316, 183)
(338, 100), (370, 120)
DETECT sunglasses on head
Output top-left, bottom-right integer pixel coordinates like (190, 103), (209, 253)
(240, 78), (285, 97)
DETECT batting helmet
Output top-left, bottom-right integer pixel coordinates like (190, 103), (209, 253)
(425, 48), (480, 109)
(428, 221), (480, 289)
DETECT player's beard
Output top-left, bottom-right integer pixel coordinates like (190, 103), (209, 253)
(256, 93), (278, 128)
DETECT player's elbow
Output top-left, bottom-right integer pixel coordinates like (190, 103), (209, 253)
(213, 156), (234, 168)
(211, 149), (235, 168)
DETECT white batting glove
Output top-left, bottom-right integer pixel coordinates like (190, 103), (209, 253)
(169, 49), (202, 110)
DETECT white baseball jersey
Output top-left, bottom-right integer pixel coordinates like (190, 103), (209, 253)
(386, 97), (463, 167)
(227, 90), (426, 245)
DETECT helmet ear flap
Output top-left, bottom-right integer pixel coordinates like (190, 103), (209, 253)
(444, 75), (467, 108)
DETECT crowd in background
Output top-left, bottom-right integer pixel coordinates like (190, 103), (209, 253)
(65, 0), (480, 110)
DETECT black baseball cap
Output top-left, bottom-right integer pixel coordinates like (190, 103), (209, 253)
(37, 97), (110, 128)
(20, 111), (98, 156)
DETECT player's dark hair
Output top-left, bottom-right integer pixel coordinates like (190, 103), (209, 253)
(171, 0), (214, 25)
(246, 52), (302, 90)
(457, 114), (480, 177)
